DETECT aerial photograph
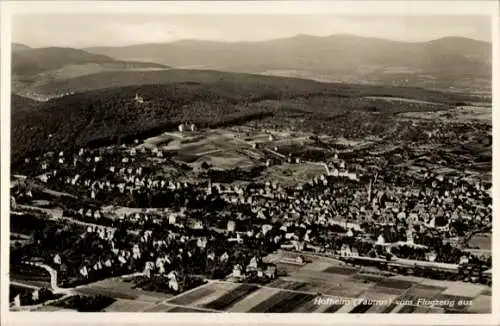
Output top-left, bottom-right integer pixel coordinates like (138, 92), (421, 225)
(8, 11), (492, 314)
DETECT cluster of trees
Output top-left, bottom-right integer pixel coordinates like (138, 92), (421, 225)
(133, 274), (206, 295)
(10, 212), (55, 237)
(204, 166), (266, 183)
(9, 285), (60, 306)
(11, 73), (480, 164)
(36, 69), (482, 103)
(11, 94), (41, 113)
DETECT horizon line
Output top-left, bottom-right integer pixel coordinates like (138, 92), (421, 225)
(13, 33), (491, 50)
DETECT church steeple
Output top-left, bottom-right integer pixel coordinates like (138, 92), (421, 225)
(135, 92), (144, 104)
(207, 178), (212, 195)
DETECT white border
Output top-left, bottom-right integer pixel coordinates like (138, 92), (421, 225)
(1, 3), (13, 325)
(1, 1), (498, 15)
(491, 0), (500, 321)
(1, 1), (499, 325)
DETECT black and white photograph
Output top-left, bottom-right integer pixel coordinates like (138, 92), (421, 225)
(1, 0), (497, 321)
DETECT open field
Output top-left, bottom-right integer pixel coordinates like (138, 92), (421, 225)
(10, 265), (51, 288)
(168, 282), (241, 307)
(33, 305), (77, 312)
(201, 284), (261, 310)
(364, 96), (445, 106)
(167, 251), (492, 313)
(144, 303), (211, 312)
(247, 290), (317, 313)
(468, 233), (492, 250)
(122, 250), (492, 313)
(103, 299), (157, 312)
(74, 277), (172, 303)
(193, 150), (256, 170)
(260, 163), (327, 186)
(141, 128), (333, 184)
(152, 130), (264, 170)
(398, 106), (491, 124)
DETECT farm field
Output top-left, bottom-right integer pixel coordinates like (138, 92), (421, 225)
(33, 305), (77, 312)
(260, 163), (327, 186)
(10, 265), (52, 288)
(159, 130), (265, 170)
(128, 251), (492, 313)
(468, 233), (492, 251)
(141, 128), (334, 185)
(74, 277), (172, 303)
(102, 299), (158, 312)
(398, 106), (491, 124)
(364, 96), (446, 105)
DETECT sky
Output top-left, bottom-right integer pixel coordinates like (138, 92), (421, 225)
(12, 14), (491, 48)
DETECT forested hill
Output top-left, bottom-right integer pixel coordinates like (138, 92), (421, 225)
(34, 68), (488, 102)
(11, 70), (483, 164)
(11, 94), (42, 113)
(13, 47), (168, 77)
(11, 46), (170, 99)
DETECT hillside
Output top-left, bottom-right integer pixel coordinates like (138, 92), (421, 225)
(84, 35), (492, 93)
(11, 94), (42, 113)
(12, 43), (32, 52)
(33, 69), (484, 103)
(11, 70), (483, 164)
(13, 47), (168, 76)
(12, 46), (170, 99)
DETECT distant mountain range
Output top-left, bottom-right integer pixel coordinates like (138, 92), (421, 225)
(83, 35), (492, 93)
(11, 35), (492, 99)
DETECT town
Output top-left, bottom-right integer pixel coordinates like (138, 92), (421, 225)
(10, 105), (492, 313)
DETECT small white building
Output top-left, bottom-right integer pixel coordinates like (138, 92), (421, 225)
(426, 251), (437, 262)
(340, 244), (352, 257)
(406, 229), (414, 245)
(247, 256), (258, 271)
(233, 264), (243, 278)
(376, 234), (385, 246)
(265, 265), (277, 279)
(135, 93), (144, 104)
(227, 220), (236, 232)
